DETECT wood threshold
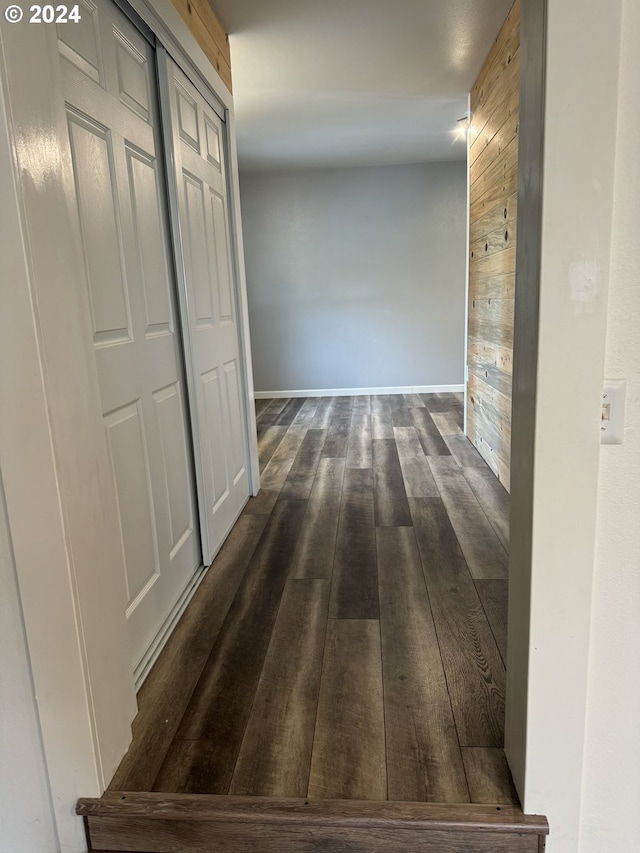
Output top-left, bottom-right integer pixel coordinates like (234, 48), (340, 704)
(78, 791), (548, 835)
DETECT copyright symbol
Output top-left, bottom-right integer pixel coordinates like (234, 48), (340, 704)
(4, 5), (23, 22)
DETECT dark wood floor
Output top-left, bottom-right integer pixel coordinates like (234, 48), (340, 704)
(109, 393), (515, 805)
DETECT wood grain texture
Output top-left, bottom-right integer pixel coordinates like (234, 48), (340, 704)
(85, 816), (541, 853)
(467, 0), (520, 493)
(108, 515), (268, 792)
(393, 427), (439, 498)
(377, 527), (469, 802)
(371, 395), (394, 438)
(290, 458), (345, 579)
(444, 435), (487, 468)
(258, 424), (310, 493)
(475, 580), (509, 665)
(461, 748), (519, 805)
(428, 457), (508, 580)
(346, 411), (372, 468)
(462, 467), (510, 550)
(310, 396), (337, 428)
(102, 395), (518, 810)
(279, 429), (327, 500)
(229, 580), (330, 796)
(308, 619), (387, 800)
(257, 425), (288, 472)
(430, 412), (462, 437)
(81, 792), (548, 833)
(372, 438), (412, 526)
(169, 0), (232, 91)
(409, 498), (505, 748)
(153, 500), (308, 793)
(411, 408), (451, 456)
(329, 468), (378, 618)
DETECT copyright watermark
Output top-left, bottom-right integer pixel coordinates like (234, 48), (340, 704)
(3, 5), (82, 23)
(4, 5), (23, 22)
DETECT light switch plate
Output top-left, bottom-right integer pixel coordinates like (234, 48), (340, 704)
(601, 379), (626, 444)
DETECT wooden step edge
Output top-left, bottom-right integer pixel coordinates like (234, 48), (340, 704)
(77, 792), (549, 836)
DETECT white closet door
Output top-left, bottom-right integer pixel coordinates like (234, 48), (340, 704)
(163, 57), (250, 565)
(59, 0), (200, 672)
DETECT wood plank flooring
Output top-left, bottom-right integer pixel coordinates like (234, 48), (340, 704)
(110, 393), (514, 805)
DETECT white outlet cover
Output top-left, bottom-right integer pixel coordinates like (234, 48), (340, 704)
(601, 379), (626, 444)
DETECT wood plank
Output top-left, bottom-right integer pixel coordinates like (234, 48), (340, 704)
(470, 111), (520, 190)
(346, 411), (372, 469)
(377, 527), (469, 802)
(393, 427), (439, 498)
(403, 393), (425, 407)
(462, 467), (510, 551)
(469, 191), (517, 248)
(254, 398), (271, 419)
(444, 435), (487, 468)
(462, 748), (519, 805)
(410, 408), (451, 456)
(229, 579), (330, 797)
(170, 0), (232, 91)
(470, 246), (517, 288)
(353, 394), (371, 413)
(264, 398), (289, 414)
(258, 425), (309, 493)
(427, 457), (508, 580)
(241, 489), (279, 516)
(371, 394), (394, 438)
(152, 500), (308, 793)
(310, 396), (337, 428)
(329, 468), (378, 619)
(275, 397), (305, 425)
(470, 0), (520, 108)
(430, 412), (462, 436)
(372, 439), (412, 526)
(108, 515), (268, 791)
(292, 397), (319, 425)
(81, 792), (548, 834)
(322, 412), (350, 458)
(279, 429), (327, 500)
(475, 580), (509, 665)
(409, 498), (506, 748)
(468, 339), (513, 379)
(308, 619), (387, 800)
(85, 817), (540, 853)
(291, 458), (345, 579)
(468, 298), (514, 350)
(258, 425), (287, 472)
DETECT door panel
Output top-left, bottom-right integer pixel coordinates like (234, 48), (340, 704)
(60, 0), (200, 671)
(164, 57), (250, 564)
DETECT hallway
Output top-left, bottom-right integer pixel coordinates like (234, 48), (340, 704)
(110, 393), (514, 805)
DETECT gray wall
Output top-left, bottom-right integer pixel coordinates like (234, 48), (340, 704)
(240, 162), (467, 393)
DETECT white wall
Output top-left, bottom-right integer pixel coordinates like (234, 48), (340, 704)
(0, 476), (58, 853)
(507, 1), (638, 852)
(580, 0), (640, 849)
(240, 162), (467, 393)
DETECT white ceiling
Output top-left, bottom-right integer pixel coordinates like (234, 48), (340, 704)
(211, 0), (513, 171)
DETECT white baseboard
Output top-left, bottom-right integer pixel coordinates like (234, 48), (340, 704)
(254, 384), (464, 399)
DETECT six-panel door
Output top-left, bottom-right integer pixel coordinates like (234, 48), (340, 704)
(58, 0), (202, 673)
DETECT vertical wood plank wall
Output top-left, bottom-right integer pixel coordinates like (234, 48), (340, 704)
(170, 0), (232, 91)
(466, 0), (520, 491)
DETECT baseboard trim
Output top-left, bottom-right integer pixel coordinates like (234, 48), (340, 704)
(254, 384), (464, 399)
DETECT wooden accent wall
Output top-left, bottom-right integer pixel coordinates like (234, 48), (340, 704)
(170, 0), (232, 91)
(467, 0), (520, 492)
